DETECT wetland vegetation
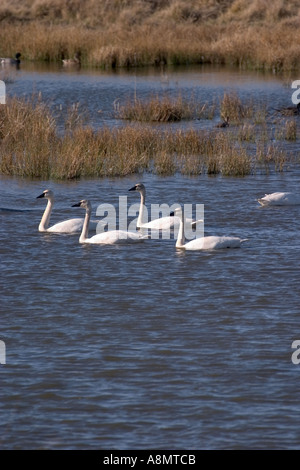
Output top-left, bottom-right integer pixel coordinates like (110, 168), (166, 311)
(1, 1), (300, 179)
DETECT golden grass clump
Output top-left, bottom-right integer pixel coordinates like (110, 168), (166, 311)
(0, 95), (56, 177)
(204, 131), (252, 176)
(115, 94), (211, 122)
(256, 144), (288, 173)
(220, 92), (253, 123)
(238, 123), (256, 142)
(117, 95), (183, 122)
(284, 120), (297, 141)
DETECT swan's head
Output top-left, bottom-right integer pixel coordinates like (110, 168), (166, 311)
(128, 183), (145, 193)
(72, 199), (91, 211)
(37, 189), (54, 200)
(173, 207), (182, 218)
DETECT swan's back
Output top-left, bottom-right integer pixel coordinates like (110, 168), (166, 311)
(183, 235), (245, 251)
(141, 215), (179, 230)
(86, 230), (145, 245)
(46, 218), (85, 233)
(258, 192), (298, 206)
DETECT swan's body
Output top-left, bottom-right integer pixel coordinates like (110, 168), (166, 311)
(128, 183), (199, 230)
(37, 189), (85, 233)
(258, 192), (300, 206)
(72, 199), (146, 244)
(175, 208), (246, 250)
(1, 53), (21, 65)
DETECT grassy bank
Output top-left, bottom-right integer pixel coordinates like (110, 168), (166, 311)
(1, 1), (300, 70)
(0, 95), (297, 179)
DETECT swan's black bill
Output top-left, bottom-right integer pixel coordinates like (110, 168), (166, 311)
(36, 192), (45, 199)
(128, 185), (137, 191)
(72, 202), (81, 207)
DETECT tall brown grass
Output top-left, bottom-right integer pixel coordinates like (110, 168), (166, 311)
(1, 95), (297, 179)
(1, 1), (300, 70)
(116, 93), (212, 122)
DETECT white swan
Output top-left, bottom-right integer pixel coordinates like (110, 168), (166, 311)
(258, 192), (300, 206)
(174, 208), (247, 250)
(72, 199), (147, 244)
(128, 183), (200, 230)
(37, 189), (86, 233)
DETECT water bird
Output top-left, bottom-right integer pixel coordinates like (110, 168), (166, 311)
(216, 116), (229, 128)
(257, 191), (300, 206)
(174, 208), (247, 250)
(128, 183), (200, 230)
(62, 52), (81, 66)
(0, 52), (21, 66)
(36, 189), (86, 233)
(72, 199), (147, 244)
(274, 103), (300, 116)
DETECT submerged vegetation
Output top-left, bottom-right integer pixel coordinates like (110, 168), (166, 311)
(1, 0), (300, 71)
(0, 94), (298, 179)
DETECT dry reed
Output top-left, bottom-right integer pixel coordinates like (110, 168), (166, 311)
(1, 1), (300, 71)
(0, 95), (298, 179)
(116, 94), (211, 122)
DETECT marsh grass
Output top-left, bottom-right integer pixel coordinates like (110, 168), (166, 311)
(238, 123), (256, 142)
(220, 92), (254, 123)
(285, 120), (297, 141)
(0, 94), (56, 177)
(2, 1), (300, 71)
(256, 144), (288, 173)
(115, 94), (213, 122)
(0, 96), (298, 179)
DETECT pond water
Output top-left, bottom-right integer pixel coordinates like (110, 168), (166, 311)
(3, 61), (300, 131)
(1, 62), (300, 450)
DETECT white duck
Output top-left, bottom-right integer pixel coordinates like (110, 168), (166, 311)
(258, 192), (300, 206)
(72, 199), (146, 244)
(128, 183), (200, 230)
(174, 208), (247, 250)
(37, 189), (86, 233)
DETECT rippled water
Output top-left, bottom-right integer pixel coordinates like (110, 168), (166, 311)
(1, 171), (300, 450)
(1, 64), (300, 450)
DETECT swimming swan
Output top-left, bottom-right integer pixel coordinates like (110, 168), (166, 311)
(258, 192), (300, 206)
(37, 189), (86, 233)
(174, 208), (247, 250)
(128, 183), (200, 230)
(72, 199), (147, 244)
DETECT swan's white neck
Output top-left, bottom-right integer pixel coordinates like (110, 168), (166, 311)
(79, 205), (91, 243)
(175, 211), (185, 248)
(137, 188), (146, 228)
(39, 197), (53, 232)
